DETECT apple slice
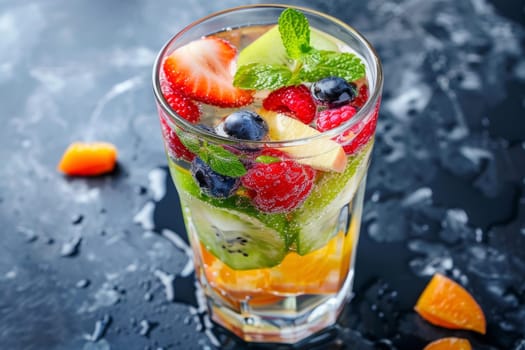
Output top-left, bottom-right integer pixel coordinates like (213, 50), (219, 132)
(259, 110), (347, 172)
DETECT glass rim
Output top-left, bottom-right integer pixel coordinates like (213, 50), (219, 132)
(152, 3), (383, 147)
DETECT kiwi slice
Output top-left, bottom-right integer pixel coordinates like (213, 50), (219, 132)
(292, 142), (373, 255)
(182, 195), (287, 270)
(237, 26), (340, 67)
(169, 161), (290, 269)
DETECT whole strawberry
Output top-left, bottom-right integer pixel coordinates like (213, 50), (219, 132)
(241, 152), (316, 213)
(159, 80), (200, 161)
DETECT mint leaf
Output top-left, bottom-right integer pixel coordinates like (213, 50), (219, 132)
(177, 130), (201, 153)
(206, 144), (247, 177)
(233, 63), (292, 90)
(176, 130), (246, 177)
(299, 50), (366, 82)
(278, 8), (311, 59)
(255, 155), (281, 164)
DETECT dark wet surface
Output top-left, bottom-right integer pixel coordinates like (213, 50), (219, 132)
(0, 0), (524, 349)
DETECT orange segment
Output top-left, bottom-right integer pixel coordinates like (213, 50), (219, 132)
(58, 142), (117, 176)
(423, 337), (472, 350)
(415, 273), (486, 334)
(200, 229), (355, 301)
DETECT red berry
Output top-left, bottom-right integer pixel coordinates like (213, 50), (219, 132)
(262, 85), (316, 124)
(241, 153), (316, 213)
(316, 104), (378, 155)
(316, 105), (357, 132)
(342, 106), (378, 154)
(159, 81), (200, 161)
(159, 115), (196, 162)
(160, 80), (201, 123)
(163, 37), (254, 108)
(350, 81), (369, 109)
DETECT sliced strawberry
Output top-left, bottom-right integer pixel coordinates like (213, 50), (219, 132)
(163, 37), (254, 108)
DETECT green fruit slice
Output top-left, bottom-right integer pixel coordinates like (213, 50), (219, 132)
(237, 25), (340, 67)
(168, 160), (290, 269)
(182, 196), (287, 270)
(292, 141), (373, 255)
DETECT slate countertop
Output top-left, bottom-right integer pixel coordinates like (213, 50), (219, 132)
(1, 0), (524, 349)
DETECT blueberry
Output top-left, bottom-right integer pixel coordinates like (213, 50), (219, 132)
(191, 157), (240, 198)
(311, 76), (357, 107)
(215, 110), (268, 141)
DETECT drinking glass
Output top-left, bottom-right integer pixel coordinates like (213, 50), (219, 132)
(152, 4), (382, 344)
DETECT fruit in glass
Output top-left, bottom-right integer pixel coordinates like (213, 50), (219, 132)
(152, 5), (382, 344)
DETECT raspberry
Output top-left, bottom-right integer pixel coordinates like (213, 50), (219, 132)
(262, 84), (316, 124)
(316, 104), (378, 155)
(343, 102), (379, 154)
(316, 105), (357, 132)
(241, 152), (316, 213)
(160, 80), (201, 123)
(350, 82), (369, 109)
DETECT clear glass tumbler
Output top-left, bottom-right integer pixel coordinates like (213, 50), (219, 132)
(152, 4), (382, 344)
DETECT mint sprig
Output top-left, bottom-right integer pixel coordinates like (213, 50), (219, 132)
(300, 50), (365, 82)
(233, 8), (365, 90)
(177, 131), (246, 177)
(278, 8), (311, 59)
(234, 64), (292, 90)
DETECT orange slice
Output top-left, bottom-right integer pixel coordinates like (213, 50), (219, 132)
(423, 337), (472, 350)
(415, 273), (486, 334)
(58, 142), (117, 176)
(200, 230), (355, 301)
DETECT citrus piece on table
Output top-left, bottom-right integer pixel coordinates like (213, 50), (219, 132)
(414, 273), (486, 334)
(423, 337), (472, 350)
(58, 142), (117, 176)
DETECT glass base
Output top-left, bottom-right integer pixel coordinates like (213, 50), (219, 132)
(206, 269), (355, 344)
(181, 173), (368, 344)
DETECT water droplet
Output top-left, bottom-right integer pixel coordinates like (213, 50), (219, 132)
(149, 168), (167, 201)
(60, 236), (82, 257)
(134, 201), (156, 231)
(154, 269), (175, 302)
(85, 314), (111, 342)
(76, 279), (90, 288)
(475, 228), (484, 242)
(499, 320), (515, 331)
(77, 283), (120, 313)
(83, 339), (110, 350)
(144, 292), (153, 302)
(17, 226), (38, 243)
(72, 214), (84, 225)
(138, 319), (157, 337)
(137, 185), (148, 195)
(514, 339), (525, 350)
(401, 187), (432, 207)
